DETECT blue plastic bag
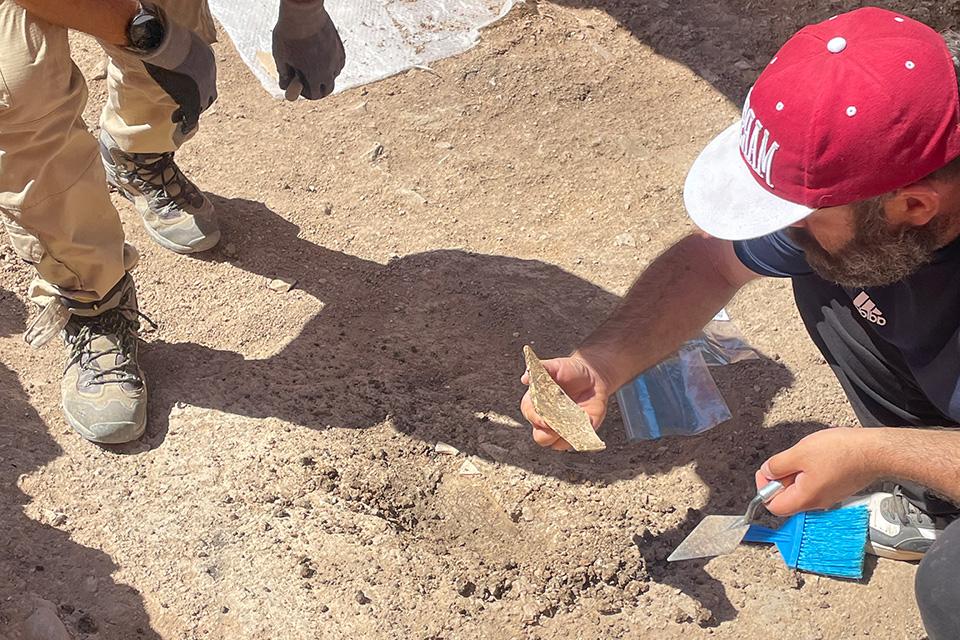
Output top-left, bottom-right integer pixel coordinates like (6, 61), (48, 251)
(615, 313), (756, 441)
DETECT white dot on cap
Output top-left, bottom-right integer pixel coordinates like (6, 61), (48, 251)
(905, 60), (916, 69)
(895, 16), (905, 22)
(846, 106), (858, 117)
(776, 101), (784, 111)
(828, 15), (838, 20)
(770, 56), (778, 64)
(827, 37), (847, 54)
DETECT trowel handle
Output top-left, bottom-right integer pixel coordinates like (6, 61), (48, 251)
(744, 481), (784, 523)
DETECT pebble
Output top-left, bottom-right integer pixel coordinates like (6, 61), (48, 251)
(614, 233), (636, 248)
(367, 143), (385, 162)
(268, 278), (297, 293)
(24, 598), (70, 640)
(77, 615), (98, 634)
(355, 590), (371, 605)
(457, 579), (476, 597)
(434, 442), (460, 456)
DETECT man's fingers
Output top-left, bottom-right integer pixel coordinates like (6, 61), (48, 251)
(520, 391), (548, 430)
(533, 426), (561, 448)
(540, 358), (566, 378)
(759, 447), (803, 481)
(763, 482), (808, 516)
(520, 371), (530, 385)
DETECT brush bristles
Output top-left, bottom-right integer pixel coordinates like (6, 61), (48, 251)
(796, 506), (870, 579)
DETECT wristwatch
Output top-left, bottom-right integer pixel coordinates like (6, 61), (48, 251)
(126, 2), (166, 54)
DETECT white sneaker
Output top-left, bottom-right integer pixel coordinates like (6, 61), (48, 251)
(847, 488), (948, 561)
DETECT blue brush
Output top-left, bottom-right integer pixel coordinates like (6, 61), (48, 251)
(742, 505), (870, 579)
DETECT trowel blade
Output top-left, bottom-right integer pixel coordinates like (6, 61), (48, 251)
(667, 515), (750, 562)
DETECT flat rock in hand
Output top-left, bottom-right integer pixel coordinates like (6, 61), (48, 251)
(523, 345), (606, 452)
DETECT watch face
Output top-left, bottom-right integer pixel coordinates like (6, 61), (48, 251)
(130, 12), (165, 51)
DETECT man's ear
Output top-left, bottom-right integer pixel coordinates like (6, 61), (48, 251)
(886, 182), (941, 227)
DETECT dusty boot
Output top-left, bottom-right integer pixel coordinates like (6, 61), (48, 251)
(60, 275), (150, 444)
(100, 130), (220, 254)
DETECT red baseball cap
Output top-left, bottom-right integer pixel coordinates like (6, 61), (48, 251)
(684, 7), (960, 240)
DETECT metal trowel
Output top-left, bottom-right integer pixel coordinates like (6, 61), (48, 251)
(668, 481), (784, 562)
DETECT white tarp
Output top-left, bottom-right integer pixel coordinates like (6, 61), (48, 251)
(208, 0), (518, 99)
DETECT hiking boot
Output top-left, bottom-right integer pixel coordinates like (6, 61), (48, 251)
(849, 488), (949, 561)
(60, 275), (150, 444)
(100, 130), (220, 254)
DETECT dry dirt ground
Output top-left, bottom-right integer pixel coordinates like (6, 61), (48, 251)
(2, 0), (959, 638)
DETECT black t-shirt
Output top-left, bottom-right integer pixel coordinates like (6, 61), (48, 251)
(734, 231), (960, 424)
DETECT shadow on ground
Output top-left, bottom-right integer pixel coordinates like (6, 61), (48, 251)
(136, 196), (830, 623)
(543, 0), (960, 105)
(0, 289), (161, 639)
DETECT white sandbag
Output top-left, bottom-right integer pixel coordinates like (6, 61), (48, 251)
(208, 0), (517, 99)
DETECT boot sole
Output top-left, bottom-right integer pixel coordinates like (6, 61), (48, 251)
(866, 541), (926, 562)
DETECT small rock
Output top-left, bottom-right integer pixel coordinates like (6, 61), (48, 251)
(672, 605), (693, 624)
(734, 59), (754, 71)
(434, 442), (460, 456)
(367, 143), (385, 162)
(24, 598), (71, 640)
(457, 580), (476, 597)
(299, 565), (315, 579)
(458, 459), (481, 476)
(600, 562), (619, 584)
(355, 590), (371, 605)
(320, 202), (333, 216)
(77, 615), (99, 634)
(614, 233), (636, 248)
(268, 277), (297, 293)
(521, 601), (540, 625)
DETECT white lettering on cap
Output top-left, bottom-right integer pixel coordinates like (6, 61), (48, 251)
(739, 90), (781, 189)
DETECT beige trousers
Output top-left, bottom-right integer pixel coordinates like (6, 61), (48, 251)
(0, 0), (216, 307)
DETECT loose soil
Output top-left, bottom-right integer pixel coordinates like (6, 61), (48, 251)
(3, 1), (956, 638)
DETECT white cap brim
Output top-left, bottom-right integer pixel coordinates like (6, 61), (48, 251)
(683, 122), (813, 241)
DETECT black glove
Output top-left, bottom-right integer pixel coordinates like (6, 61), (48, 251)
(273, 0), (346, 100)
(135, 3), (218, 135)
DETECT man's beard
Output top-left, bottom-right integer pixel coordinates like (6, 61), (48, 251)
(788, 199), (946, 288)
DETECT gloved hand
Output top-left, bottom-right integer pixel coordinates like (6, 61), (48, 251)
(273, 0), (346, 100)
(136, 3), (217, 136)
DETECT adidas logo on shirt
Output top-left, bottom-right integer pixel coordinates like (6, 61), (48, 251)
(853, 292), (887, 326)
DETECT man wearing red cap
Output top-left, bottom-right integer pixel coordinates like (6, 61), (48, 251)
(521, 7), (960, 636)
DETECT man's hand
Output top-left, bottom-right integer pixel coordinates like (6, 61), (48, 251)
(137, 4), (217, 136)
(755, 427), (879, 516)
(273, 0), (345, 100)
(520, 354), (611, 451)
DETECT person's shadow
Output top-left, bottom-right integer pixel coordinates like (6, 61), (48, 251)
(0, 289), (161, 639)
(541, 0), (960, 105)
(138, 196), (827, 624)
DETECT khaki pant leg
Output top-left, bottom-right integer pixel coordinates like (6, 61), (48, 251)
(0, 0), (126, 306)
(100, 0), (217, 153)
